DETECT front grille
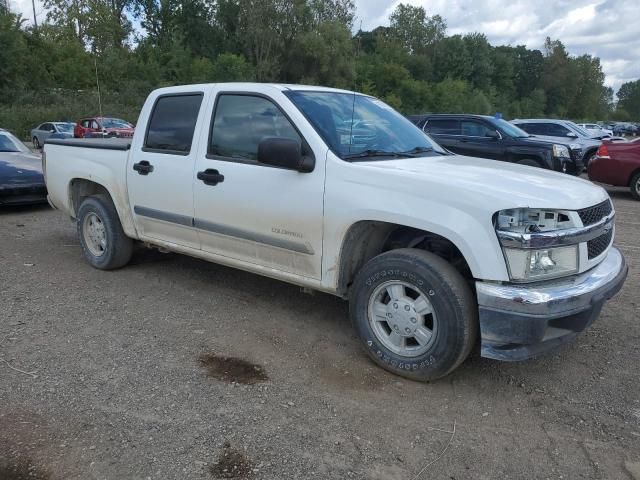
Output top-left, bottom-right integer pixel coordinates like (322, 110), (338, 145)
(587, 229), (613, 259)
(578, 200), (612, 226)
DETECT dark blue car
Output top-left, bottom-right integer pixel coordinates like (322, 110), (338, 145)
(0, 128), (47, 206)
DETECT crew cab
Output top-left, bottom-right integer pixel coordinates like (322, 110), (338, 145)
(408, 114), (583, 174)
(43, 83), (628, 381)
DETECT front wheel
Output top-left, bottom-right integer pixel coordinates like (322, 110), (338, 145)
(77, 195), (133, 270)
(32, 137), (40, 150)
(350, 249), (478, 381)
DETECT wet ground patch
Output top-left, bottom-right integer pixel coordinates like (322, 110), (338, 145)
(198, 353), (268, 385)
(209, 441), (254, 478)
(0, 455), (50, 480)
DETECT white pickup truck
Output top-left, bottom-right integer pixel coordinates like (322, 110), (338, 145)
(43, 83), (628, 381)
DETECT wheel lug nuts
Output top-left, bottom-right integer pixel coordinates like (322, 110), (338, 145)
(410, 317), (416, 323)
(393, 303), (398, 309)
(405, 327), (411, 333)
(404, 305), (410, 311)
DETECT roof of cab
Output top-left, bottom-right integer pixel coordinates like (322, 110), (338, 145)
(150, 82), (358, 96)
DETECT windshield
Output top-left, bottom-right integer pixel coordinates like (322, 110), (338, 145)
(0, 131), (31, 153)
(495, 119), (530, 138)
(285, 91), (445, 159)
(101, 118), (132, 129)
(55, 123), (75, 133)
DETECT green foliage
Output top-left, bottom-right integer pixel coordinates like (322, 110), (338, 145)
(0, 0), (635, 140)
(617, 80), (640, 119)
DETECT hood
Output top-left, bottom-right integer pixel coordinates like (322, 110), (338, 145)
(523, 135), (576, 147)
(356, 154), (608, 212)
(0, 152), (44, 186)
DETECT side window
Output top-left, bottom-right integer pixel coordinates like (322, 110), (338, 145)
(209, 94), (301, 161)
(424, 119), (460, 135)
(81, 120), (90, 128)
(518, 123), (539, 135)
(144, 94), (204, 154)
(545, 123), (570, 136)
(90, 120), (100, 129)
(461, 121), (493, 137)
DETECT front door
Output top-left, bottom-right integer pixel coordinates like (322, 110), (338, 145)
(456, 119), (505, 160)
(127, 91), (206, 249)
(193, 87), (325, 280)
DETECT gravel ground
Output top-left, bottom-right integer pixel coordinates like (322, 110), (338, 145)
(1, 186), (639, 480)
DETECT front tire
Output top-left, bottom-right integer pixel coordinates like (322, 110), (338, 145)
(631, 171), (640, 201)
(77, 195), (133, 270)
(32, 137), (40, 150)
(350, 249), (477, 381)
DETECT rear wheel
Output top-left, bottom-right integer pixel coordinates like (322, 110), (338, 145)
(77, 195), (133, 270)
(349, 249), (477, 381)
(631, 171), (640, 201)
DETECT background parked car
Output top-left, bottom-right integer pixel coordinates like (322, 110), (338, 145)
(588, 139), (640, 200)
(74, 117), (135, 138)
(31, 122), (75, 149)
(409, 114), (582, 174)
(0, 128), (47, 205)
(612, 122), (637, 136)
(511, 119), (602, 167)
(577, 123), (613, 137)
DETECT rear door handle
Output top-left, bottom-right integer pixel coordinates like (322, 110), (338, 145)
(197, 169), (225, 186)
(133, 160), (154, 175)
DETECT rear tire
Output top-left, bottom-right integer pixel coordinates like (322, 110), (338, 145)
(631, 171), (640, 201)
(77, 195), (133, 270)
(349, 249), (477, 381)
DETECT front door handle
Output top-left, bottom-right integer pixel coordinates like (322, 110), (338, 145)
(197, 169), (225, 186)
(133, 160), (154, 175)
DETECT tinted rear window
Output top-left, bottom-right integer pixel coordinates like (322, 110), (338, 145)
(145, 94), (203, 154)
(425, 119), (460, 135)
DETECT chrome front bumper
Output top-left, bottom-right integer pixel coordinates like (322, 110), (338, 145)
(476, 247), (628, 361)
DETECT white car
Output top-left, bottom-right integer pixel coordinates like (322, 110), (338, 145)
(42, 83), (628, 381)
(578, 123), (613, 138)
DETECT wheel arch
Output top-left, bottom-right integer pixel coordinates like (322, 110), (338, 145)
(67, 178), (138, 238)
(336, 220), (478, 298)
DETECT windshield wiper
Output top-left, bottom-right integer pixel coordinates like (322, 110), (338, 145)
(399, 146), (433, 155)
(343, 149), (420, 160)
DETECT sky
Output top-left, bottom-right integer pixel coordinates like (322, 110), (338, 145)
(10, 0), (639, 93)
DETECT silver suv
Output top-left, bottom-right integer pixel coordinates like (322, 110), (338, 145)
(511, 119), (602, 167)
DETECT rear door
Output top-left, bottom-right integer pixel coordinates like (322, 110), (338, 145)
(456, 119), (506, 159)
(192, 86), (325, 279)
(423, 119), (461, 152)
(127, 91), (206, 249)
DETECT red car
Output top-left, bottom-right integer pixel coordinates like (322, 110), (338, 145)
(588, 139), (640, 200)
(74, 117), (135, 139)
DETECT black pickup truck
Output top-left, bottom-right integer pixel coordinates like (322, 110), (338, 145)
(408, 114), (583, 175)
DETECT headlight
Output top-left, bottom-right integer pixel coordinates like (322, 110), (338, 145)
(503, 246), (578, 281)
(553, 144), (570, 158)
(495, 208), (580, 281)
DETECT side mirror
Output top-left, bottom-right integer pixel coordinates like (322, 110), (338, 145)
(257, 137), (314, 173)
(485, 130), (500, 139)
(566, 132), (578, 138)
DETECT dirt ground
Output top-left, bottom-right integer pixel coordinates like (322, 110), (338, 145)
(1, 186), (639, 480)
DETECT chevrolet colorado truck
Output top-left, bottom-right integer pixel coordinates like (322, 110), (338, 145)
(43, 83), (628, 381)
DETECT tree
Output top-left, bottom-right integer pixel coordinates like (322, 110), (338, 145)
(617, 80), (640, 119)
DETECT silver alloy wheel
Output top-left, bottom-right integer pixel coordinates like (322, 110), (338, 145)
(635, 177), (640, 197)
(82, 212), (107, 257)
(367, 280), (438, 357)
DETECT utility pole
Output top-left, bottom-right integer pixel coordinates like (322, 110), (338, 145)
(31, 0), (38, 29)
